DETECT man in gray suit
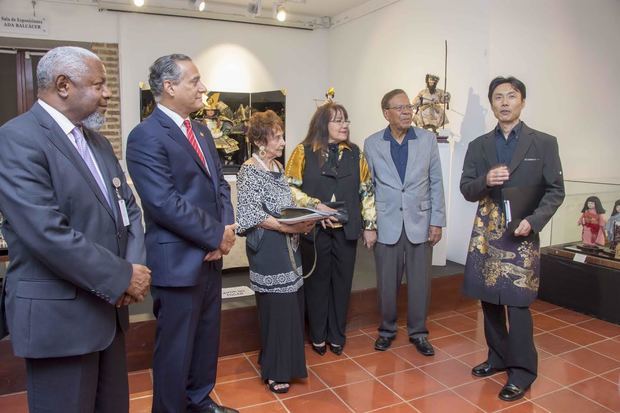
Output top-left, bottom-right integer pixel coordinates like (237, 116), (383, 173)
(0, 46), (150, 413)
(364, 89), (445, 355)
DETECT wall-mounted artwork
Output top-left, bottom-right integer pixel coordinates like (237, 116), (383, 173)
(140, 88), (286, 173)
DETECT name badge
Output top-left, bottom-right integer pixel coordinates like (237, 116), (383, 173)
(118, 199), (130, 227)
(112, 176), (130, 227)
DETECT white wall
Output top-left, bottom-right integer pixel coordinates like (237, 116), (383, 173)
(116, 13), (329, 157)
(0, 1), (329, 160)
(488, 0), (620, 181)
(329, 0), (620, 264)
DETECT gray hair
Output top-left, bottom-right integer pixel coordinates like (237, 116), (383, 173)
(37, 46), (100, 92)
(148, 54), (192, 101)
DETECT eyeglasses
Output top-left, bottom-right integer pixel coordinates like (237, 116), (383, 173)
(329, 120), (351, 126)
(387, 104), (415, 112)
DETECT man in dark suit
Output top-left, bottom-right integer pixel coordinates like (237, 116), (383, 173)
(126, 54), (237, 413)
(460, 76), (565, 402)
(0, 46), (150, 413)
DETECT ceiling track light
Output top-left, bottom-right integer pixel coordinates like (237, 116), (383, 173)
(193, 0), (206, 12)
(133, 0), (144, 7)
(275, 2), (286, 22)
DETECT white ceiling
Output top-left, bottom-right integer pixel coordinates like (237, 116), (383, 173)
(99, 0), (372, 18)
(212, 0), (371, 17)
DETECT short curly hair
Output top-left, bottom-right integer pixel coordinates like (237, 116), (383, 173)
(247, 110), (284, 149)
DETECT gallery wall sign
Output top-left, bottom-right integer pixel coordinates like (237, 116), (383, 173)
(0, 14), (48, 35)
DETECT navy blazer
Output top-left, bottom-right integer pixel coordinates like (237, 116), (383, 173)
(126, 107), (233, 287)
(0, 102), (145, 358)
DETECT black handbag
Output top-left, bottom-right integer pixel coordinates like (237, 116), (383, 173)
(323, 201), (349, 224)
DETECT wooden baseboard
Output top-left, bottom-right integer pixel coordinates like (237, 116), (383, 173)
(0, 273), (470, 395)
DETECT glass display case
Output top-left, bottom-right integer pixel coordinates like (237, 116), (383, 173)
(548, 179), (620, 244)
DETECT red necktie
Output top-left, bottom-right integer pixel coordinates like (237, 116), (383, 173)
(183, 120), (209, 173)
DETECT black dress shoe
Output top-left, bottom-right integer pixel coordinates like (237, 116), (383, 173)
(311, 343), (327, 356)
(374, 336), (394, 351)
(471, 361), (505, 377)
(409, 336), (435, 356)
(329, 343), (343, 355)
(201, 403), (239, 413)
(498, 383), (527, 402)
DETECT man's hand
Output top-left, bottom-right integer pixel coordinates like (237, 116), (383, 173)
(204, 249), (223, 261)
(428, 226), (442, 246)
(125, 264), (151, 302)
(219, 223), (238, 255)
(514, 219), (532, 237)
(115, 294), (138, 308)
(363, 230), (377, 249)
(486, 165), (510, 187)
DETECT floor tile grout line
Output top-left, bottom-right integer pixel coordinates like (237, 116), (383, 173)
(445, 388), (486, 413)
(563, 385), (616, 412)
(494, 399), (552, 413)
(346, 351), (411, 406)
(301, 360), (356, 413)
(554, 351), (620, 377)
(545, 326), (609, 346)
(541, 338), (620, 375)
(597, 371), (619, 385)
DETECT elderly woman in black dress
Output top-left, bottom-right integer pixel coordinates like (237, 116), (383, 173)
(236, 110), (315, 394)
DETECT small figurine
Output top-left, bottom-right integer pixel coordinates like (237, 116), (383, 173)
(325, 87), (335, 103)
(606, 199), (620, 250)
(578, 196), (607, 246)
(412, 74), (450, 133)
(197, 93), (240, 164)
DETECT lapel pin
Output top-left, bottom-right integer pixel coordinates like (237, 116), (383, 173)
(200, 132), (204, 137)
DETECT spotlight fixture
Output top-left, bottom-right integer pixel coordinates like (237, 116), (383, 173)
(133, 0), (144, 6)
(194, 0), (206, 11)
(275, 3), (286, 22)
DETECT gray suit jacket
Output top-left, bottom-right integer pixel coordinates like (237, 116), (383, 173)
(364, 127), (446, 245)
(0, 102), (145, 358)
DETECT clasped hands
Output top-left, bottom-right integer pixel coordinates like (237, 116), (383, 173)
(204, 223), (239, 262)
(116, 263), (151, 307)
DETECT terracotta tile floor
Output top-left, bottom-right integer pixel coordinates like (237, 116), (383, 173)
(2, 300), (620, 412)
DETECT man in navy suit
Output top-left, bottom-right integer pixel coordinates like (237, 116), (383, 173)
(0, 46), (150, 413)
(126, 54), (237, 413)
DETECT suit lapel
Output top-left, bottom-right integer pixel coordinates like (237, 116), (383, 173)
(482, 132), (498, 167)
(404, 136), (420, 185)
(377, 138), (403, 187)
(193, 121), (217, 188)
(31, 103), (115, 220)
(508, 123), (534, 173)
(83, 129), (119, 221)
(154, 108), (211, 177)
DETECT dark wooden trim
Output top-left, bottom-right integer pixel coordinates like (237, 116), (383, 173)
(0, 273), (470, 395)
(15, 52), (27, 114)
(23, 52), (35, 111)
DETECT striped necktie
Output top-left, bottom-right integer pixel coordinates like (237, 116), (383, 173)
(183, 119), (210, 176)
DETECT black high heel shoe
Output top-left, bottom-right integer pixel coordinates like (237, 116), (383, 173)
(311, 342), (327, 356)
